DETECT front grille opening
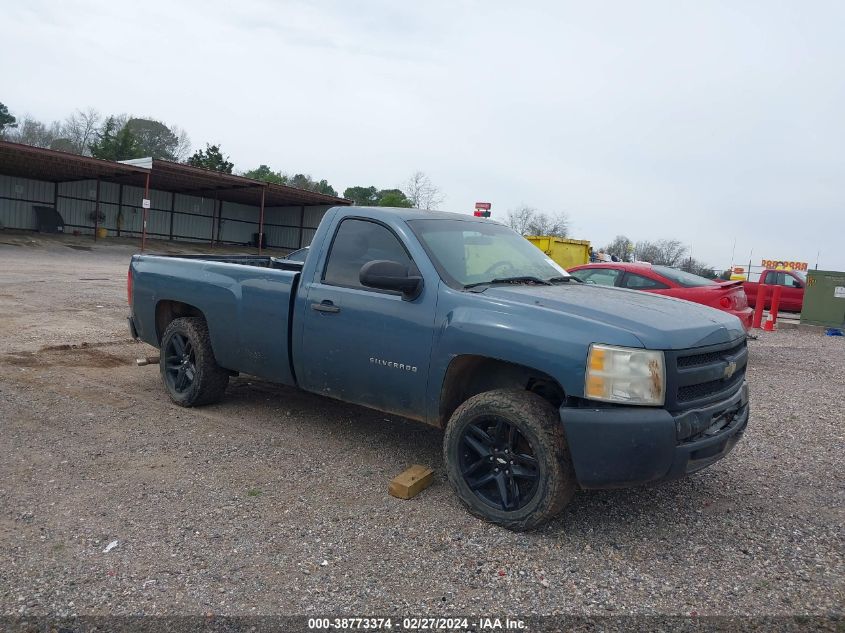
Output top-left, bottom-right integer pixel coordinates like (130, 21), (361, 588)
(678, 370), (745, 403)
(677, 341), (746, 368)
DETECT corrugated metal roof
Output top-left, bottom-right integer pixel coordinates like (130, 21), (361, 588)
(0, 141), (352, 208)
(0, 141), (149, 182)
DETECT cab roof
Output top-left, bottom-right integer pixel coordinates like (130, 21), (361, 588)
(337, 206), (496, 224)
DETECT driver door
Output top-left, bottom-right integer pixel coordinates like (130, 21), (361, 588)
(773, 271), (805, 311)
(299, 218), (437, 419)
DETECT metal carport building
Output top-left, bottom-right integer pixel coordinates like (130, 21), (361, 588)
(0, 140), (351, 252)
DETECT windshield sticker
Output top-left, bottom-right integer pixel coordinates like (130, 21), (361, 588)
(545, 258), (570, 276)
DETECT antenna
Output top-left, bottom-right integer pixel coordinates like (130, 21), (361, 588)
(747, 247), (753, 282)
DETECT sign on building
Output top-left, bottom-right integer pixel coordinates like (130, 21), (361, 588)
(761, 259), (808, 271)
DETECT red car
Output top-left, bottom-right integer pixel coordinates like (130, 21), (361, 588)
(568, 262), (754, 330)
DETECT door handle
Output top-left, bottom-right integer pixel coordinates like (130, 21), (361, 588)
(311, 300), (340, 313)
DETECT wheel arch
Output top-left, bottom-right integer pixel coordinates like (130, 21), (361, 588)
(155, 299), (205, 344)
(437, 355), (566, 428)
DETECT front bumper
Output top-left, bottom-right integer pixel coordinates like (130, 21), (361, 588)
(560, 382), (749, 489)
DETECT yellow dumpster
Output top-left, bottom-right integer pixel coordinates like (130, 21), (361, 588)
(526, 236), (591, 270)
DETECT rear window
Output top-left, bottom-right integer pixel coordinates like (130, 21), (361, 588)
(653, 266), (717, 287)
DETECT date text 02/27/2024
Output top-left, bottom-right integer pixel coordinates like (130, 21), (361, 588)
(307, 617), (526, 630)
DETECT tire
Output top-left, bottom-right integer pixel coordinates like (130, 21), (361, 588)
(159, 317), (229, 407)
(443, 389), (576, 531)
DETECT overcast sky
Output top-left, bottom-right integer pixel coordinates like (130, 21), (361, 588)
(4, 0), (844, 270)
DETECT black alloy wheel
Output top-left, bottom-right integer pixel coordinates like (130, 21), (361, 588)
(459, 416), (540, 511)
(443, 389), (576, 530)
(164, 332), (196, 394)
(159, 317), (229, 406)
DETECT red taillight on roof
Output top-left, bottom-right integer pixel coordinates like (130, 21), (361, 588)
(127, 269), (133, 306)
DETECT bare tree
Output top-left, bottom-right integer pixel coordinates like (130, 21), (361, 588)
(680, 257), (716, 279)
(633, 240), (659, 263)
(526, 211), (569, 237)
(171, 125), (191, 162)
(404, 171), (444, 210)
(634, 239), (687, 266)
(506, 206), (569, 237)
(6, 115), (59, 148)
(602, 235), (634, 262)
(59, 108), (101, 155)
(655, 239), (687, 266)
(506, 205), (536, 234)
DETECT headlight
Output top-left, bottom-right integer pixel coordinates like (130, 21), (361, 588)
(584, 344), (665, 406)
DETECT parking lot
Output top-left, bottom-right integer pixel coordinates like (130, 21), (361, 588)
(0, 235), (843, 618)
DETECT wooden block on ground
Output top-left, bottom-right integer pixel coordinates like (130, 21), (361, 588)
(389, 464), (434, 500)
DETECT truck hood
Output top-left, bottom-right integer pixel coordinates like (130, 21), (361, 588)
(484, 283), (745, 350)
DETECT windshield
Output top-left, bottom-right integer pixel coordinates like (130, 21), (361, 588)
(792, 270), (807, 282)
(653, 265), (717, 287)
(408, 219), (569, 287)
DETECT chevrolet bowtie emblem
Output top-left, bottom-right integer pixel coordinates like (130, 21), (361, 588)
(724, 361), (737, 379)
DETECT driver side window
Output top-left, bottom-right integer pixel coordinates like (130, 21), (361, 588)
(323, 219), (413, 289)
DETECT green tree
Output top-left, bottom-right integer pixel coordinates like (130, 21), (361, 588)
(283, 173), (338, 196)
(312, 179), (338, 197)
(243, 164), (286, 184)
(0, 102), (17, 137)
(125, 117), (190, 161)
(343, 186), (379, 205)
(284, 173), (310, 190)
(377, 189), (412, 207)
(89, 117), (143, 160)
(244, 168), (337, 195)
(187, 144), (234, 173)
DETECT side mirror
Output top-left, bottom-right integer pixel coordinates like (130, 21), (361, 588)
(360, 260), (423, 300)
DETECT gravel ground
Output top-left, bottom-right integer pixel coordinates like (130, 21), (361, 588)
(0, 234), (843, 619)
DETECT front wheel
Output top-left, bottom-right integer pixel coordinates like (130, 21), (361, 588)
(443, 389), (576, 530)
(160, 317), (229, 407)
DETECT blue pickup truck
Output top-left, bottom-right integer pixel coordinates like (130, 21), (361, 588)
(128, 206), (749, 530)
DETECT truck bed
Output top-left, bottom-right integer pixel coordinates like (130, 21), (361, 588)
(129, 254), (300, 385)
(146, 253), (304, 272)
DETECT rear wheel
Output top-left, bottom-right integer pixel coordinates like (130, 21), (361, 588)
(160, 317), (229, 406)
(443, 389), (576, 530)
